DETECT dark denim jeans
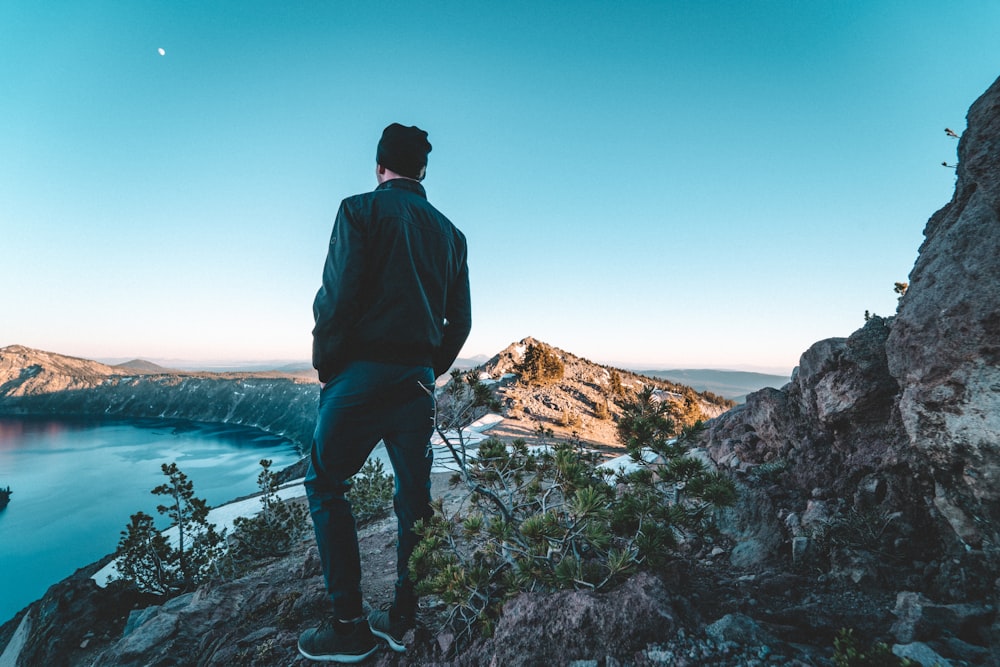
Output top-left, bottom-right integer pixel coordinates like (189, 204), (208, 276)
(304, 360), (434, 620)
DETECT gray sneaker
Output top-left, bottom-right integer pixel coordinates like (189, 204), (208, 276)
(367, 607), (413, 653)
(297, 616), (377, 663)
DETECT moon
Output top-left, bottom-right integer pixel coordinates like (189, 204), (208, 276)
(158, 48), (166, 56)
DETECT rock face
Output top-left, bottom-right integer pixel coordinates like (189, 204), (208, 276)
(701, 75), (1000, 602)
(886, 83), (1000, 551)
(0, 345), (319, 450)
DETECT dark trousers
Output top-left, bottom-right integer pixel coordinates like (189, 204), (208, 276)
(304, 360), (435, 620)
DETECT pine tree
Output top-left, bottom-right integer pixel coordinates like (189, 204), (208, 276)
(116, 462), (224, 593)
(516, 343), (565, 385)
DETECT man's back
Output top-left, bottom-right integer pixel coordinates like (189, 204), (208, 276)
(341, 179), (469, 371)
(311, 133), (470, 383)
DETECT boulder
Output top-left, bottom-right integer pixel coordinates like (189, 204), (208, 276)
(459, 571), (677, 666)
(890, 591), (994, 645)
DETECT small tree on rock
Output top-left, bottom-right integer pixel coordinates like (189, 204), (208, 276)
(116, 462), (224, 594)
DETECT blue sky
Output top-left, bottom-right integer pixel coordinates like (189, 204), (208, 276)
(2, 1), (997, 374)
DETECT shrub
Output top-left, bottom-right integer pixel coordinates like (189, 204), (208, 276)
(616, 385), (678, 447)
(228, 459), (310, 562)
(833, 628), (914, 666)
(558, 408), (582, 427)
(410, 375), (737, 652)
(748, 459), (788, 484)
(607, 369), (625, 397)
(347, 458), (395, 525)
(115, 511), (172, 594)
(667, 387), (706, 431)
(593, 400), (610, 420)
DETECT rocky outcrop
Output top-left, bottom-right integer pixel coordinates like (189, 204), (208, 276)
(700, 75), (1000, 632)
(478, 337), (735, 449)
(452, 571), (678, 665)
(885, 81), (1000, 552)
(0, 345), (319, 450)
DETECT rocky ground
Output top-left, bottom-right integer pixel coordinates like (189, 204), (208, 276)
(4, 458), (995, 667)
(0, 480), (895, 667)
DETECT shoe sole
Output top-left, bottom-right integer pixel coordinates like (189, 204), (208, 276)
(297, 641), (377, 663)
(370, 627), (407, 653)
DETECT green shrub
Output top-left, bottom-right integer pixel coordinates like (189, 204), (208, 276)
(347, 458), (395, 525)
(228, 459), (310, 562)
(833, 629), (914, 666)
(410, 376), (737, 653)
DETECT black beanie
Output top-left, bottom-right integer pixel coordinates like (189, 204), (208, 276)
(376, 123), (432, 180)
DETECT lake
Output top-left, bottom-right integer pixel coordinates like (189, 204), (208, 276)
(0, 416), (303, 624)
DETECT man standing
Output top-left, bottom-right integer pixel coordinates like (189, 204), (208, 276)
(298, 123), (471, 662)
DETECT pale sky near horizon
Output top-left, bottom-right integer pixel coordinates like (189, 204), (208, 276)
(2, 2), (998, 375)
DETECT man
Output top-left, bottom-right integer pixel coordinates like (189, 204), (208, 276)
(298, 123), (471, 662)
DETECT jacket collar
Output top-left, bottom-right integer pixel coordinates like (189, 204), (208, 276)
(376, 178), (426, 199)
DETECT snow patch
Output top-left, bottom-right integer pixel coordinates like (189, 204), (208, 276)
(0, 611), (31, 667)
(599, 448), (661, 475)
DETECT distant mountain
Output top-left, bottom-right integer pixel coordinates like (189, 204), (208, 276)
(113, 359), (171, 373)
(454, 354), (490, 370)
(95, 355), (488, 376)
(476, 338), (736, 449)
(634, 368), (790, 403)
(0, 345), (319, 449)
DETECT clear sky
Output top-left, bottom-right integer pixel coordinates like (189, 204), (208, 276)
(2, 2), (997, 375)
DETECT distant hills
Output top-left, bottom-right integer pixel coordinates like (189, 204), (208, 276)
(635, 369), (790, 402)
(101, 356), (489, 376)
(1, 341), (745, 452)
(113, 359), (171, 373)
(0, 345), (320, 449)
(99, 355), (787, 401)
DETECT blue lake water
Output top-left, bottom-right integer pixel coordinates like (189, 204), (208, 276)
(0, 416), (303, 624)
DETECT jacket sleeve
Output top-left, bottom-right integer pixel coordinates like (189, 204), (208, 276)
(312, 201), (365, 382)
(433, 248), (472, 377)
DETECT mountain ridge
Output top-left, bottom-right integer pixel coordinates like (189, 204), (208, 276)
(0, 344), (321, 450)
(0, 341), (738, 454)
(636, 368), (790, 402)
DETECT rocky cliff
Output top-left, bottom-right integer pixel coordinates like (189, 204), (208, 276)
(886, 83), (1000, 552)
(0, 345), (319, 451)
(700, 75), (1000, 658)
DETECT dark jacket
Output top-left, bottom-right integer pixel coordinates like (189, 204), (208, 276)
(311, 178), (471, 383)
